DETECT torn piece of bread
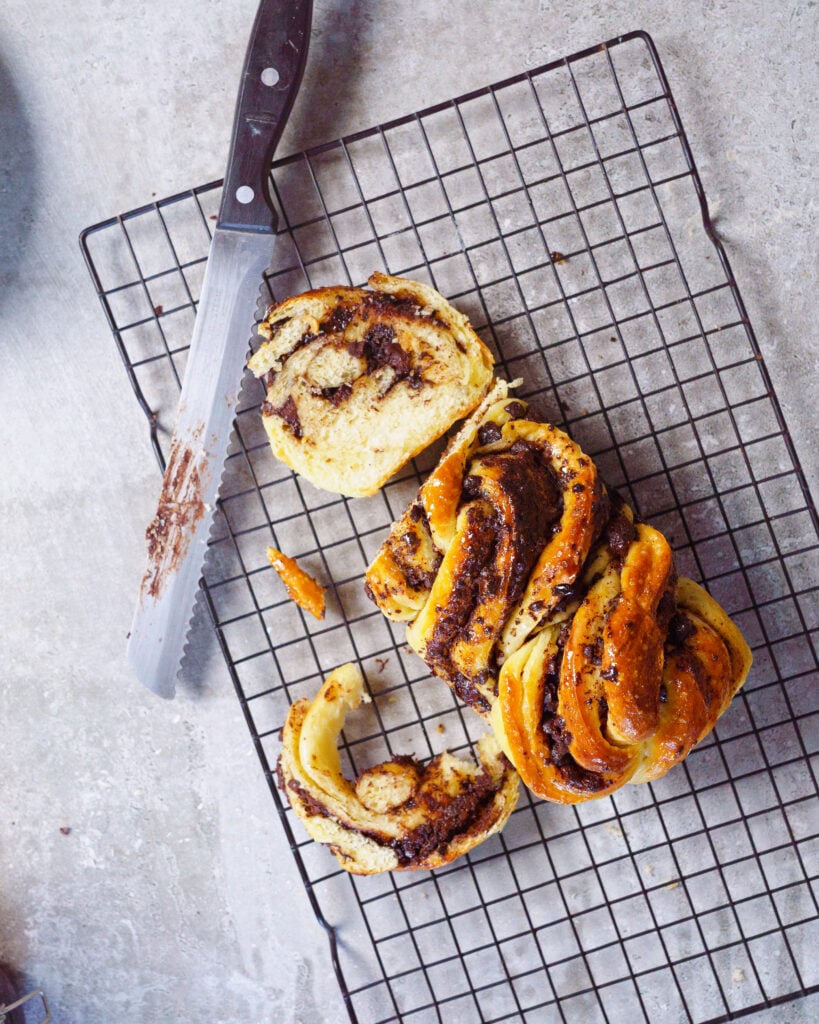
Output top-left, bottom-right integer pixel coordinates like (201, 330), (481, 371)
(248, 273), (495, 497)
(277, 663), (519, 874)
(266, 546), (325, 619)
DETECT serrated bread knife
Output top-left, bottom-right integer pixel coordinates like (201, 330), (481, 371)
(128, 0), (312, 697)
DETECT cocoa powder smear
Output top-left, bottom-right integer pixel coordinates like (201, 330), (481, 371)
(140, 425), (208, 601)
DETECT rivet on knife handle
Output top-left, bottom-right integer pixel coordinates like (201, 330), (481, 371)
(218, 0), (313, 233)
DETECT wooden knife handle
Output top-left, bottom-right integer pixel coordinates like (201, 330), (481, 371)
(218, 0), (313, 233)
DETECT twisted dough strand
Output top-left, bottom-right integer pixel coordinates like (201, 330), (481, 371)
(366, 380), (752, 803)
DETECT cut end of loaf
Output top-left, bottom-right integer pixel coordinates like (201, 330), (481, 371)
(249, 273), (495, 497)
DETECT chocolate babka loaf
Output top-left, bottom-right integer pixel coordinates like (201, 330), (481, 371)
(277, 664), (519, 874)
(365, 380), (752, 804)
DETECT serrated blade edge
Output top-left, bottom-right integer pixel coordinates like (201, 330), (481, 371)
(127, 227), (274, 698)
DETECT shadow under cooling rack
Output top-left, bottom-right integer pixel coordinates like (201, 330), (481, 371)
(81, 30), (818, 1024)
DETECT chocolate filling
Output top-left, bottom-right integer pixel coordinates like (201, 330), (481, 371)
(423, 502), (499, 695)
(384, 502), (442, 594)
(402, 561), (440, 593)
(582, 638), (604, 667)
(478, 421), (503, 446)
(319, 304), (355, 334)
(287, 744), (507, 868)
(321, 383), (353, 407)
(361, 291), (428, 320)
(605, 510), (637, 561)
(667, 611), (696, 647)
(451, 671), (492, 715)
(539, 650), (608, 794)
(479, 444), (563, 601)
(346, 322), (419, 390)
(425, 442), (563, 710)
(265, 395), (303, 438)
(361, 760), (501, 867)
(656, 584), (678, 635)
(365, 323), (412, 375)
(285, 776), (329, 818)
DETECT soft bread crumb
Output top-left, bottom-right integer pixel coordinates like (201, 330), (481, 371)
(249, 274), (495, 497)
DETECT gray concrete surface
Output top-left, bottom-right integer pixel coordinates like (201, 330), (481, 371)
(0, 1), (816, 1022)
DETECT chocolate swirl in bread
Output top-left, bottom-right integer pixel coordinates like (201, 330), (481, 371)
(277, 663), (519, 874)
(366, 381), (752, 803)
(366, 380), (609, 715)
(248, 273), (494, 497)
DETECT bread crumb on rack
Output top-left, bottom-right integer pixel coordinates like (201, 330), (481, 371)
(266, 546), (326, 620)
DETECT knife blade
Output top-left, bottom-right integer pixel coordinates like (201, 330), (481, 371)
(128, 0), (313, 697)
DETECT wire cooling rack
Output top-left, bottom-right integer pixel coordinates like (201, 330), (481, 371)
(81, 30), (818, 1024)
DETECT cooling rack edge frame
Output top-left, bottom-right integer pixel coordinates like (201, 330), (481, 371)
(78, 27), (819, 1024)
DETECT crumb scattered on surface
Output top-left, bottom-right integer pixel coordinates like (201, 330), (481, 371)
(437, 723), (445, 733)
(154, 304), (163, 316)
(732, 968), (746, 983)
(550, 251), (568, 264)
(375, 656), (389, 673)
(59, 826), (71, 836)
(266, 546), (326, 619)
(664, 879), (680, 890)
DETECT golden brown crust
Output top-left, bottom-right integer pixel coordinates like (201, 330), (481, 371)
(248, 273), (495, 497)
(494, 518), (750, 802)
(277, 664), (519, 874)
(629, 577), (753, 784)
(266, 546), (326, 620)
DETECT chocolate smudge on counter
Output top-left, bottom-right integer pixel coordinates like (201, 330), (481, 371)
(141, 425), (208, 602)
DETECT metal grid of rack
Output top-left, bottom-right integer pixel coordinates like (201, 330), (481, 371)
(81, 31), (818, 1024)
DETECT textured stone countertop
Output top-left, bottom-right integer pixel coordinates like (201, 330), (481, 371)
(0, 1), (816, 1022)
